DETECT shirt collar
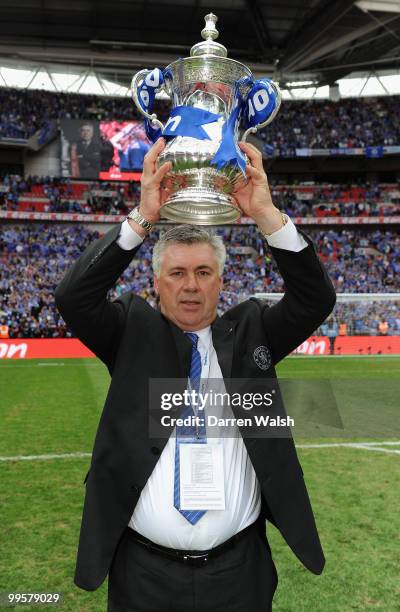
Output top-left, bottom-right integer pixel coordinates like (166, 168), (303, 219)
(187, 325), (211, 352)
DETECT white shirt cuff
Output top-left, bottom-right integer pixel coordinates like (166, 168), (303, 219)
(117, 218), (144, 250)
(264, 216), (308, 252)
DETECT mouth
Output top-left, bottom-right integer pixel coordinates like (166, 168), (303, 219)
(180, 300), (201, 307)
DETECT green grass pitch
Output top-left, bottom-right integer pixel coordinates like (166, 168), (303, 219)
(0, 356), (399, 611)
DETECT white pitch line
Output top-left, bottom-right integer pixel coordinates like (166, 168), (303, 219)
(297, 442), (400, 455)
(0, 451), (91, 462)
(37, 362), (65, 366)
(1, 441), (400, 462)
(355, 441), (400, 446)
(297, 442), (391, 448)
(297, 443), (366, 449)
(353, 446), (400, 455)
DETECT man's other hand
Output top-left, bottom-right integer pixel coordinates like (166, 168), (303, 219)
(234, 141), (284, 235)
(138, 138), (172, 224)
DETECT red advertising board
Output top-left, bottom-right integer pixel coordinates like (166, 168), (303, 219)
(0, 339), (95, 359)
(0, 337), (399, 359)
(1, 210), (400, 226)
(292, 336), (400, 356)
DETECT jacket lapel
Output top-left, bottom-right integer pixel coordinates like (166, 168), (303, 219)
(211, 316), (236, 380)
(165, 314), (235, 381)
(166, 317), (193, 378)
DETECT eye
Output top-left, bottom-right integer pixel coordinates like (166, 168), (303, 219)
(171, 271), (183, 277)
(198, 270), (211, 276)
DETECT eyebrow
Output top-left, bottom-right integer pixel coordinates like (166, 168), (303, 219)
(168, 265), (214, 272)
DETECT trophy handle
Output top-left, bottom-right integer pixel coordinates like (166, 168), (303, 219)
(241, 80), (282, 142)
(131, 69), (165, 131)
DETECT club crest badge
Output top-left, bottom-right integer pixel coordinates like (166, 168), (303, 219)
(253, 346), (271, 371)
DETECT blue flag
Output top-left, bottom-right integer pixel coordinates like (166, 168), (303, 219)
(365, 146), (384, 158)
(162, 106), (221, 140)
(137, 68), (164, 142)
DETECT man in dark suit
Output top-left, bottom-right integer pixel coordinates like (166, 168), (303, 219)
(70, 123), (101, 179)
(55, 137), (336, 611)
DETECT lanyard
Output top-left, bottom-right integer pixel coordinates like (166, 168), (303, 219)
(188, 335), (213, 439)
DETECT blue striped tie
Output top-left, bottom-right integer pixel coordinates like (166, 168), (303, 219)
(173, 332), (207, 525)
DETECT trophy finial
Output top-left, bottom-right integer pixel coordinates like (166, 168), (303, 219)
(201, 13), (219, 41)
(190, 13), (227, 58)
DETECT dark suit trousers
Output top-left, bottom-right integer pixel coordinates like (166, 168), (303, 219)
(107, 523), (278, 612)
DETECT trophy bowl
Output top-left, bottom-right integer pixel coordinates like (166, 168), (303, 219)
(131, 13), (281, 225)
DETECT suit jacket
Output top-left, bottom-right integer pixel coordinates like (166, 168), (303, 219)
(54, 222), (336, 591)
(75, 139), (101, 179)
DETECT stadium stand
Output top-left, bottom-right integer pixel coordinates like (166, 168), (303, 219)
(0, 223), (399, 339)
(0, 89), (399, 343)
(1, 88), (399, 150)
(1, 175), (399, 217)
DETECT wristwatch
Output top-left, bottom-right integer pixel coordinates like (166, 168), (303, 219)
(260, 212), (288, 237)
(127, 207), (153, 232)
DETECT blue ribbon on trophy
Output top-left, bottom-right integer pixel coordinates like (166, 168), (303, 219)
(241, 77), (278, 130)
(163, 106), (222, 140)
(210, 96), (246, 174)
(211, 77), (279, 174)
(137, 68), (165, 142)
(210, 79), (248, 175)
(137, 68), (279, 175)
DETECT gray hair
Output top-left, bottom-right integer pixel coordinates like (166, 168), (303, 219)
(152, 224), (226, 275)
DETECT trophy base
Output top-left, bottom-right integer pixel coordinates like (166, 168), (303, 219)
(160, 188), (241, 225)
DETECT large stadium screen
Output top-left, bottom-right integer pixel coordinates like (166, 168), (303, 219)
(60, 119), (151, 181)
(99, 120), (151, 180)
(60, 120), (101, 180)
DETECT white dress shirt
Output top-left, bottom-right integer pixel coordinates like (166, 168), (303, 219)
(117, 215), (308, 252)
(116, 215), (307, 550)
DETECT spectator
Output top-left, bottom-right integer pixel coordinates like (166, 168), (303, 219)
(0, 222), (399, 338)
(378, 320), (389, 335)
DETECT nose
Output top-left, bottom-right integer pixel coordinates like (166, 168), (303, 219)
(183, 273), (199, 291)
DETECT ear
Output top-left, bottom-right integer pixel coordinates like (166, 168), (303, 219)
(219, 275), (224, 291)
(153, 274), (159, 295)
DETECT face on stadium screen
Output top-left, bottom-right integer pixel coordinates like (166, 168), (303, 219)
(153, 243), (223, 331)
(79, 124), (93, 141)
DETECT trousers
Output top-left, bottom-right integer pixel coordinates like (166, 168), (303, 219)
(107, 521), (278, 612)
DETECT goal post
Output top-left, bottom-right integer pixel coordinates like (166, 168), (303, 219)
(251, 293), (400, 355)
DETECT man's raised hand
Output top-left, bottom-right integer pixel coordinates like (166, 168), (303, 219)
(139, 138), (172, 224)
(233, 141), (283, 235)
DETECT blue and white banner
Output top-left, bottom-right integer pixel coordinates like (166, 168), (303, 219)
(137, 68), (164, 142)
(162, 106), (221, 140)
(365, 145), (384, 158)
(211, 97), (246, 174)
(134, 69), (280, 172)
(242, 78), (279, 130)
(211, 77), (279, 172)
(294, 145), (397, 158)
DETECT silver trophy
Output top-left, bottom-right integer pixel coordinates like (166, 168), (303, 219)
(131, 13), (281, 225)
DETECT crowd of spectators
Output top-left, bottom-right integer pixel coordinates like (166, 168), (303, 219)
(318, 301), (399, 336)
(260, 96), (400, 152)
(1, 174), (399, 218)
(0, 174), (141, 214)
(0, 88), (169, 140)
(0, 222), (398, 339)
(0, 87), (399, 150)
(271, 182), (400, 218)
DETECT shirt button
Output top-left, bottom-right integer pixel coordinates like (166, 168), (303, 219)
(151, 446), (161, 455)
(131, 484), (141, 493)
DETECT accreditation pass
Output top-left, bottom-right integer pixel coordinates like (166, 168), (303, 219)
(179, 443), (225, 510)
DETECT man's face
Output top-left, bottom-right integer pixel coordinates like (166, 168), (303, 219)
(80, 125), (93, 141)
(154, 242), (223, 331)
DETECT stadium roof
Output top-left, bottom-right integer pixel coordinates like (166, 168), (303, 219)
(1, 62), (400, 100)
(0, 0), (399, 89)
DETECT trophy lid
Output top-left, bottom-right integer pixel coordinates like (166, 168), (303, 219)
(190, 13), (228, 58)
(163, 12), (252, 95)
